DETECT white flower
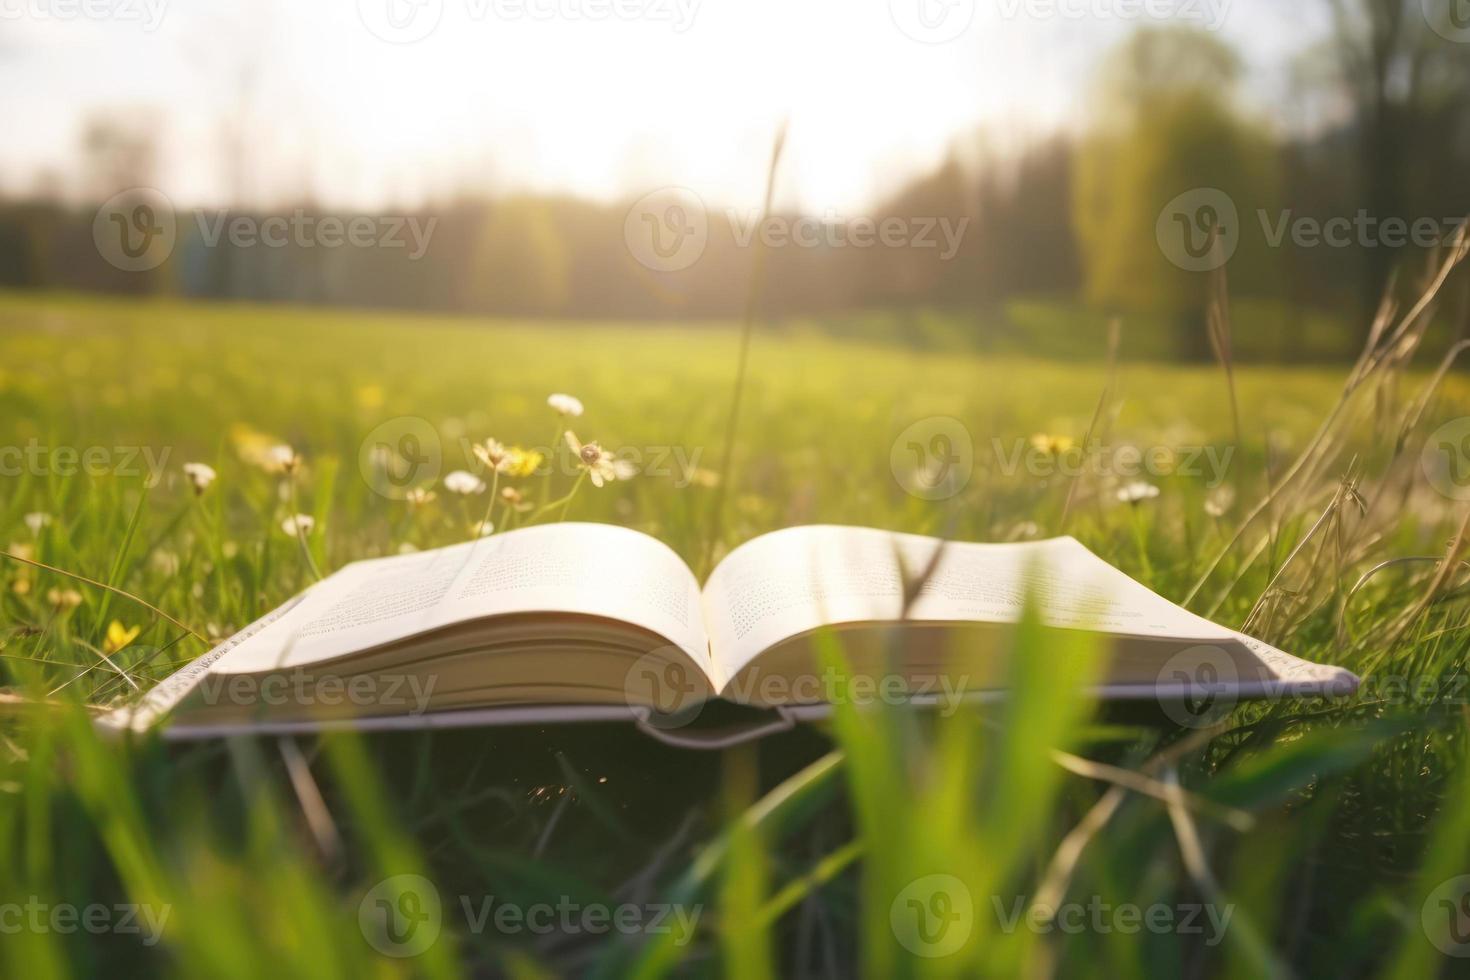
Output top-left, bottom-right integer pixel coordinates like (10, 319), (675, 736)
(404, 487), (437, 506)
(443, 470), (486, 495)
(547, 393), (584, 418)
(564, 431), (635, 488)
(281, 514), (316, 537)
(183, 462), (217, 494)
(1204, 485), (1235, 518)
(23, 512), (51, 534)
(1116, 481), (1160, 504)
(258, 444), (300, 475)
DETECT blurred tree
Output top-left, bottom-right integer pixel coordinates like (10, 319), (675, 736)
(463, 197), (569, 316)
(1073, 27), (1279, 360)
(1321, 0), (1470, 319)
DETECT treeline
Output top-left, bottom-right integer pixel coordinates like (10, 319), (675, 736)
(2, 20), (1468, 359)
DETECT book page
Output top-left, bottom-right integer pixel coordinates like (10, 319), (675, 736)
(702, 525), (1237, 682)
(215, 523), (709, 675)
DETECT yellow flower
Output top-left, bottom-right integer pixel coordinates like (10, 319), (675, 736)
(104, 621), (141, 655)
(500, 447), (544, 479)
(1029, 433), (1075, 456)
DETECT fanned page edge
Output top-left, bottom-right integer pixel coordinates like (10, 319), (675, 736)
(96, 592), (311, 735)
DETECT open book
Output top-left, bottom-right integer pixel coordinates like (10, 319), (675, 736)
(102, 524), (1359, 744)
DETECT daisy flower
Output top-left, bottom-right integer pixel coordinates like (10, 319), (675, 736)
(1116, 481), (1160, 505)
(46, 587), (83, 611)
(1204, 485), (1236, 518)
(547, 393), (584, 418)
(472, 438), (508, 472)
(281, 513), (316, 537)
(443, 470), (486, 495)
(183, 462), (217, 495)
(405, 486), (437, 507)
(564, 432), (636, 488)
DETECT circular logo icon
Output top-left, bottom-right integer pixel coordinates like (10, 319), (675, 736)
(891, 416), (974, 501)
(358, 0), (443, 43)
(1422, 875), (1470, 958)
(1423, 0), (1470, 43)
(93, 187), (176, 273)
(890, 874), (974, 958)
(360, 416), (443, 500)
(359, 874), (442, 957)
(889, 0), (974, 43)
(1157, 645), (1240, 728)
(1422, 417), (1470, 501)
(624, 647), (706, 730)
(1156, 188), (1239, 272)
(624, 187), (708, 273)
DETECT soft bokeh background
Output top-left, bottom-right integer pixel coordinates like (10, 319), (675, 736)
(2, 0), (1468, 357)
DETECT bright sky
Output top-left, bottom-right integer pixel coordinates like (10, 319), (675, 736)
(0, 0), (1332, 212)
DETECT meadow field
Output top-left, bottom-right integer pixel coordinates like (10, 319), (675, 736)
(3, 287), (1470, 978)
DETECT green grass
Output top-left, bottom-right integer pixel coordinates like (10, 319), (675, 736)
(2, 288), (1470, 978)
